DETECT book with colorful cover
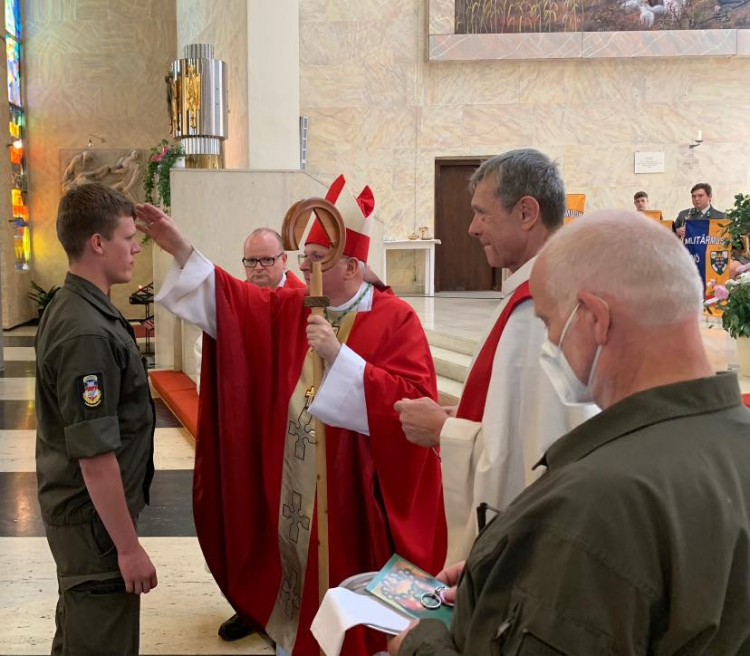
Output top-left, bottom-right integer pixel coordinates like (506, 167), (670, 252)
(365, 554), (453, 628)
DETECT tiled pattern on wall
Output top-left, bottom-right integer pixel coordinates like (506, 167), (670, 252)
(24, 0), (176, 321)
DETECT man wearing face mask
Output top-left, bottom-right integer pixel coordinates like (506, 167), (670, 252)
(390, 210), (750, 655)
(396, 149), (597, 564)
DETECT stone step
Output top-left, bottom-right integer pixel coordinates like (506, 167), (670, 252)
(437, 375), (463, 406)
(430, 345), (472, 383)
(424, 328), (478, 358)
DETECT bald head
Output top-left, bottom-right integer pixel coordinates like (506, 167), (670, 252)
(534, 209), (703, 326)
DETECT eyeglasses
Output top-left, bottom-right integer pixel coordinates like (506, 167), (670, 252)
(241, 253), (284, 268)
(297, 252), (327, 266)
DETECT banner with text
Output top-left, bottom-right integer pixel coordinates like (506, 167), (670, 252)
(683, 219), (730, 298)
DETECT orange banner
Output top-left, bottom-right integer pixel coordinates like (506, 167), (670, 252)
(640, 209), (663, 221)
(564, 194), (586, 224)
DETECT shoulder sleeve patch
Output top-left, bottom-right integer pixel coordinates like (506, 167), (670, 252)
(78, 373), (104, 408)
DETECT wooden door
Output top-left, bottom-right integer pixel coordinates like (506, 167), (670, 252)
(435, 159), (496, 292)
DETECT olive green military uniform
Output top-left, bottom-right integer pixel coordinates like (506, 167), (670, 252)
(35, 273), (155, 656)
(673, 205), (726, 233)
(401, 373), (750, 655)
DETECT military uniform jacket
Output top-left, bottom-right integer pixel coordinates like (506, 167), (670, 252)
(673, 205), (725, 231)
(35, 273), (155, 526)
(401, 373), (750, 655)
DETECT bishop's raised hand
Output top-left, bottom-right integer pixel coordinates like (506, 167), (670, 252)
(135, 203), (194, 267)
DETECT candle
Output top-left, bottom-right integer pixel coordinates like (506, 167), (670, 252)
(697, 130), (703, 142)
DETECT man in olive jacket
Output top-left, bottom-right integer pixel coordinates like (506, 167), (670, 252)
(391, 210), (750, 655)
(36, 183), (156, 656)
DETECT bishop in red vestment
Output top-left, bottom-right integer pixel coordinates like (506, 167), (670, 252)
(140, 176), (447, 655)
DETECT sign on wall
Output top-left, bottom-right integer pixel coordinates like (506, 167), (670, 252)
(634, 151), (666, 174)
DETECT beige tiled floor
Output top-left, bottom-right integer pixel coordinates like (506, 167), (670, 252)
(0, 427), (195, 473)
(3, 347), (37, 361)
(0, 378), (36, 401)
(0, 537), (272, 655)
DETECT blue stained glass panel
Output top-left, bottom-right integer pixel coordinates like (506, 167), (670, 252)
(5, 0), (19, 38)
(6, 35), (20, 106)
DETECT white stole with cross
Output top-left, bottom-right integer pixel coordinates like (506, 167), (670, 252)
(265, 311), (358, 653)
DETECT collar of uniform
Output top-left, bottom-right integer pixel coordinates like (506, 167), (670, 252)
(64, 272), (122, 321)
(501, 256), (537, 298)
(537, 372), (743, 471)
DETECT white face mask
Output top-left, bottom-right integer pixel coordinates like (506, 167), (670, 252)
(539, 303), (601, 406)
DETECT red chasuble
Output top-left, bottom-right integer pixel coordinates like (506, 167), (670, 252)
(456, 281), (532, 422)
(195, 267), (446, 655)
(283, 270), (306, 290)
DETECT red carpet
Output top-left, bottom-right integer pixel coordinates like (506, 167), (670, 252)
(150, 370), (199, 439)
(133, 324), (154, 339)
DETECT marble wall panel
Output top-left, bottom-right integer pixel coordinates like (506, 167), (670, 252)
(533, 104), (633, 146)
(521, 58), (648, 106)
(300, 0), (328, 22)
(428, 0), (455, 35)
(629, 103), (701, 146)
(700, 102), (750, 147)
(563, 145), (642, 188)
(305, 108), (359, 151)
(429, 33), (582, 61)
(422, 60), (521, 106)
(675, 143), (750, 189)
(326, 0), (413, 22)
(363, 63), (416, 108)
(24, 0), (177, 324)
(300, 64), (369, 107)
(462, 105), (535, 147)
(300, 17), (417, 66)
(391, 148), (419, 193)
(581, 29), (737, 59)
(418, 106), (464, 148)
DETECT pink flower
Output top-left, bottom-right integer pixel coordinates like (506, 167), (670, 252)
(714, 285), (729, 300)
(150, 145), (169, 163)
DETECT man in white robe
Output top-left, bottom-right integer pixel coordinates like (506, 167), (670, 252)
(396, 149), (598, 565)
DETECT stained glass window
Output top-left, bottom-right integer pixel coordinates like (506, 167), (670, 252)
(5, 0), (19, 38)
(6, 0), (27, 270)
(6, 35), (20, 107)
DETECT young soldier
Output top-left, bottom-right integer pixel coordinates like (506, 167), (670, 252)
(35, 183), (156, 656)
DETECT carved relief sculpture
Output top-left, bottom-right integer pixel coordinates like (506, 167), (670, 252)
(60, 149), (145, 203)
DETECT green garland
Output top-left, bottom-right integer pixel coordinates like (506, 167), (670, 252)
(143, 139), (184, 210)
(721, 193), (750, 253)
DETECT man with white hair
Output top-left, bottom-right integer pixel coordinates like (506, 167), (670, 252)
(396, 149), (595, 564)
(390, 210), (750, 655)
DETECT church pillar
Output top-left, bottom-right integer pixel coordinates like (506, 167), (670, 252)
(246, 0), (301, 170)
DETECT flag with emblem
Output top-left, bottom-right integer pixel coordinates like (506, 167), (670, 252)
(683, 219), (731, 300)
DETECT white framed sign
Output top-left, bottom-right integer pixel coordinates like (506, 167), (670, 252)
(634, 151), (666, 174)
